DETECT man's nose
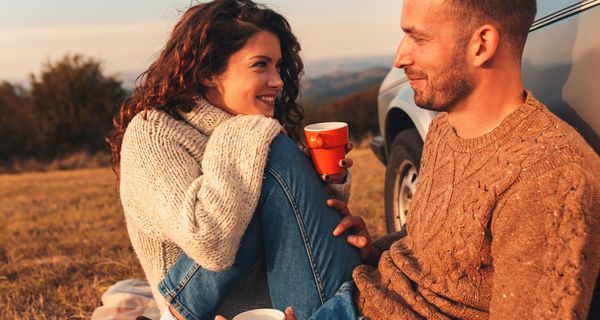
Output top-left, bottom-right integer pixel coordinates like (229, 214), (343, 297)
(394, 37), (413, 69)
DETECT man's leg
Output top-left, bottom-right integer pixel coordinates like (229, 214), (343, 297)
(258, 135), (361, 319)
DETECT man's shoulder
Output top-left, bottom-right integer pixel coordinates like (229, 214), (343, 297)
(525, 98), (594, 156)
(512, 98), (599, 178)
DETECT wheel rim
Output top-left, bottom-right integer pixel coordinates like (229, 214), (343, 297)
(392, 160), (418, 231)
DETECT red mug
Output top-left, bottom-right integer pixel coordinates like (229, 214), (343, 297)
(304, 122), (349, 175)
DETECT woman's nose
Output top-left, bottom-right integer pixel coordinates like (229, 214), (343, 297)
(269, 71), (284, 89)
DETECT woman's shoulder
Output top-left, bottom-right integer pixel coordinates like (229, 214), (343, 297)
(126, 109), (200, 140)
(123, 109), (207, 154)
(127, 109), (178, 134)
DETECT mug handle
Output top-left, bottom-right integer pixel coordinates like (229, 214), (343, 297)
(309, 134), (324, 148)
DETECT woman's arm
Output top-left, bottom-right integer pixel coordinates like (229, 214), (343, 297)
(120, 114), (281, 272)
(328, 172), (352, 203)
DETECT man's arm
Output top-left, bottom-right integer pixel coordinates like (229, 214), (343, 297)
(490, 164), (600, 319)
(328, 199), (384, 266)
(328, 200), (409, 266)
(372, 224), (407, 253)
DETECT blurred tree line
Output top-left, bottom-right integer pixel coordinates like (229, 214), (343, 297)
(302, 84), (380, 142)
(0, 53), (379, 169)
(0, 55), (127, 163)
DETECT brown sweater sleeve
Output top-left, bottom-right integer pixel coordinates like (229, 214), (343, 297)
(490, 164), (600, 319)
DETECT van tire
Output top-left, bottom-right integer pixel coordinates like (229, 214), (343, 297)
(384, 128), (423, 233)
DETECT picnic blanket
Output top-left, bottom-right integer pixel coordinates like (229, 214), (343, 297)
(93, 254), (272, 319)
(91, 279), (160, 320)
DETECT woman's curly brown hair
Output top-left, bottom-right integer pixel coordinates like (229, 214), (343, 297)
(106, 0), (304, 176)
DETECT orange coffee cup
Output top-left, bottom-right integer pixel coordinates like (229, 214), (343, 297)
(304, 122), (349, 175)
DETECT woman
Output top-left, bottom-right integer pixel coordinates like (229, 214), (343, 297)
(107, 1), (365, 319)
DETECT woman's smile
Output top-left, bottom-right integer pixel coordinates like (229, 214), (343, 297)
(257, 94), (276, 107)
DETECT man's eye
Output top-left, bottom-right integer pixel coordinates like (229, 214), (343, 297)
(410, 35), (420, 42)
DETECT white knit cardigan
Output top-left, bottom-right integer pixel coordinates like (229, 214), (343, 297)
(119, 97), (351, 314)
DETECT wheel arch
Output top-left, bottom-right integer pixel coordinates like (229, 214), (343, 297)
(383, 86), (436, 152)
(385, 107), (416, 151)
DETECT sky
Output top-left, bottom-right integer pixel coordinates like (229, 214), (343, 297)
(0, 0), (404, 82)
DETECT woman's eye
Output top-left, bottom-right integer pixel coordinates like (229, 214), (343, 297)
(253, 61), (268, 68)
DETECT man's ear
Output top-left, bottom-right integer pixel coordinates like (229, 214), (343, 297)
(467, 24), (499, 67)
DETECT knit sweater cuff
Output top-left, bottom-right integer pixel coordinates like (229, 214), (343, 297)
(328, 171), (352, 203)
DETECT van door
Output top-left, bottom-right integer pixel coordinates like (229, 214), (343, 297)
(522, 0), (600, 153)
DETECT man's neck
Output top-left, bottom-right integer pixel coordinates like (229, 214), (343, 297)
(446, 75), (526, 139)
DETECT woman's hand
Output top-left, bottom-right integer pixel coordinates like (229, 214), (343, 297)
(303, 142), (353, 184)
(328, 199), (382, 265)
(215, 307), (297, 320)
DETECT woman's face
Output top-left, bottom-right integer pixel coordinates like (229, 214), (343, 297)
(205, 30), (284, 117)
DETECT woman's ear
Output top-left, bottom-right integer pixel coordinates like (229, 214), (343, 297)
(468, 24), (499, 68)
(201, 78), (214, 88)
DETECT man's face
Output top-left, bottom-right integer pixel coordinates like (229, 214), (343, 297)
(394, 0), (474, 112)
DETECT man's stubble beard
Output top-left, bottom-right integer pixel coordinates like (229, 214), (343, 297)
(413, 48), (474, 112)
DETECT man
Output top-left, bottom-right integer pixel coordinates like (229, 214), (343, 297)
(340, 0), (600, 318)
(288, 0), (600, 319)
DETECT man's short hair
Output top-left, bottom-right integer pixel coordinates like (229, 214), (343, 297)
(447, 0), (537, 57)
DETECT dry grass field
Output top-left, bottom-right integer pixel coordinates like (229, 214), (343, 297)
(0, 147), (386, 319)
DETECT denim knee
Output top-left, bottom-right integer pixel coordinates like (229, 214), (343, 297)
(267, 134), (312, 174)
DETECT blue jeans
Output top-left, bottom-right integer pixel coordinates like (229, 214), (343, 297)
(158, 135), (362, 320)
(306, 281), (361, 320)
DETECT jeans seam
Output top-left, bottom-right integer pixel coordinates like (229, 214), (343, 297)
(159, 263), (203, 320)
(265, 166), (327, 304)
(169, 298), (202, 320)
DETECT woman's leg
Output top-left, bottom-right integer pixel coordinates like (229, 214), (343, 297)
(306, 281), (360, 320)
(257, 135), (361, 319)
(158, 135), (361, 319)
(158, 215), (264, 320)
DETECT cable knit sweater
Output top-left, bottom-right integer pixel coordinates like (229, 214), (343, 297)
(119, 97), (351, 316)
(354, 92), (600, 319)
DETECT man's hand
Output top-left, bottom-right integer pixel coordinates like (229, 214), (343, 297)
(302, 142), (353, 184)
(215, 307), (297, 320)
(328, 199), (382, 265)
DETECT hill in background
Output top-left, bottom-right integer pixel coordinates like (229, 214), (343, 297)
(300, 67), (388, 109)
(302, 54), (393, 79)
